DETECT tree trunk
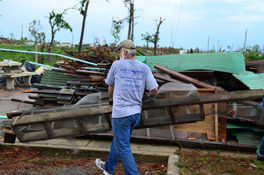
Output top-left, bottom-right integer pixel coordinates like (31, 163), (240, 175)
(154, 17), (164, 56)
(79, 0), (90, 53)
(127, 2), (133, 40)
(35, 43), (38, 63)
(131, 3), (134, 41)
(48, 32), (54, 64)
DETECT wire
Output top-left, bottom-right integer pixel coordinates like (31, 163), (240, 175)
(170, 0), (177, 47)
(172, 0), (184, 48)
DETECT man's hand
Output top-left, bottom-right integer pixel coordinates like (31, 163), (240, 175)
(148, 87), (158, 97)
(109, 99), (113, 105)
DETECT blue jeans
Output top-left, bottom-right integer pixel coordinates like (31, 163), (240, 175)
(259, 136), (264, 156)
(104, 113), (141, 175)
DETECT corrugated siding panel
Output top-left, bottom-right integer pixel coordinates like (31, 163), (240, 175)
(136, 56), (147, 63)
(233, 71), (264, 90)
(145, 52), (245, 74)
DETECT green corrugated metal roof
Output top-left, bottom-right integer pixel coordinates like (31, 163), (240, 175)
(233, 71), (264, 90)
(41, 69), (73, 86)
(136, 56), (147, 63)
(145, 52), (245, 74)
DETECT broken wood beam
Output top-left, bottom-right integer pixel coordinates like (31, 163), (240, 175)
(52, 69), (75, 74)
(14, 89), (264, 126)
(179, 71), (215, 78)
(154, 73), (186, 84)
(63, 73), (88, 78)
(154, 71), (215, 79)
(154, 64), (216, 89)
(136, 49), (146, 56)
(142, 89), (264, 110)
(246, 60), (264, 67)
(67, 82), (107, 86)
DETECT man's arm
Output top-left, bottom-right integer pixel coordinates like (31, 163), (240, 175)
(148, 87), (158, 97)
(108, 85), (114, 101)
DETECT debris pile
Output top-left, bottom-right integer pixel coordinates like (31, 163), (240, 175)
(1, 50), (264, 152)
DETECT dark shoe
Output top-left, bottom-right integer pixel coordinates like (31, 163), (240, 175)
(257, 155), (264, 161)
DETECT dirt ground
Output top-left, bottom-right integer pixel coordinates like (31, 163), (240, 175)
(0, 147), (167, 175)
(176, 149), (264, 175)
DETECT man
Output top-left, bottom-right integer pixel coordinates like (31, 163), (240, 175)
(257, 136), (264, 161)
(95, 39), (158, 175)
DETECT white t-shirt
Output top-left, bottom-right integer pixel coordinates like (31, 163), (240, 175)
(105, 59), (158, 118)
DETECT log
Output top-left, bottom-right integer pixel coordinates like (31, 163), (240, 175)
(154, 64), (216, 89)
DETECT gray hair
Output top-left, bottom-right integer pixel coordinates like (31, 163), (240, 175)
(123, 48), (137, 57)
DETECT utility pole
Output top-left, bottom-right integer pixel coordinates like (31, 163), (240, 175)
(79, 0), (90, 53)
(244, 28), (247, 51)
(207, 36), (210, 52)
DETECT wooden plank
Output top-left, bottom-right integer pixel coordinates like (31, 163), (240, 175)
(11, 98), (44, 106)
(43, 123), (53, 137)
(246, 60), (264, 67)
(20, 124), (110, 142)
(199, 104), (205, 119)
(63, 73), (88, 78)
(52, 69), (74, 74)
(14, 105), (113, 126)
(214, 89), (218, 141)
(154, 73), (186, 84)
(75, 118), (85, 133)
(68, 82), (106, 86)
(174, 90), (227, 141)
(105, 114), (112, 129)
(258, 64), (264, 73)
(14, 89), (264, 126)
(143, 89), (264, 110)
(166, 107), (175, 122)
(75, 69), (105, 76)
(154, 71), (215, 78)
(136, 114), (204, 129)
(154, 64), (216, 89)
(177, 71), (215, 78)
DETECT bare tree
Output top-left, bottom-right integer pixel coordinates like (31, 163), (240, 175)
(78, 0), (109, 52)
(141, 17), (165, 55)
(29, 20), (46, 63)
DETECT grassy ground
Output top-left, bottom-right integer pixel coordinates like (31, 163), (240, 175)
(176, 149), (264, 175)
(0, 44), (71, 66)
(0, 44), (91, 67)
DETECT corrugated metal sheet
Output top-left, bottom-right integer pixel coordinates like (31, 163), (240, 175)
(233, 71), (264, 89)
(145, 52), (245, 74)
(136, 56), (147, 63)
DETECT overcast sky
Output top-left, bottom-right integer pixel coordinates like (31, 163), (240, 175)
(0, 0), (263, 51)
